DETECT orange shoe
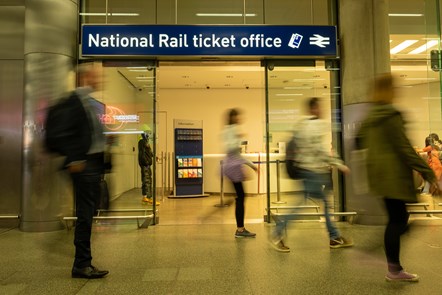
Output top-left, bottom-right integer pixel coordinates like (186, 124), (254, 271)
(145, 197), (160, 206)
(150, 198), (160, 206)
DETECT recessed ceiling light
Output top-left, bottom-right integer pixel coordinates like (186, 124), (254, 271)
(79, 12), (140, 16)
(196, 13), (256, 17)
(292, 78), (325, 82)
(388, 14), (423, 17)
(275, 94), (303, 96)
(283, 86), (313, 90)
(390, 40), (418, 54)
(408, 40), (439, 54)
(404, 77), (437, 81)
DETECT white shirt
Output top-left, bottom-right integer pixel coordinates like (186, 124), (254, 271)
(295, 117), (344, 172)
(221, 124), (242, 154)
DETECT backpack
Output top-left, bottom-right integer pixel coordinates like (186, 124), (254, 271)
(285, 135), (302, 179)
(44, 97), (72, 155)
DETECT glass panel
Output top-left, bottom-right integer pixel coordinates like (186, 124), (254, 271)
(93, 61), (157, 214)
(265, 60), (341, 215)
(177, 0), (257, 24)
(80, 0), (156, 24)
(80, 0), (332, 25)
(264, 0), (329, 25)
(107, 0), (156, 24)
(80, 0), (107, 24)
(245, 0), (264, 24)
(157, 0), (177, 24)
(389, 0), (442, 149)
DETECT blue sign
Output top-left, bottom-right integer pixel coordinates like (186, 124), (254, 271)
(82, 25), (337, 57)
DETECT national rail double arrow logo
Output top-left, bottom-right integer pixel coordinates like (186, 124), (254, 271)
(309, 34), (330, 48)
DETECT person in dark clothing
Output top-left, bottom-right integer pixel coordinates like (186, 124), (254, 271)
(56, 64), (109, 279)
(356, 73), (436, 282)
(138, 129), (158, 205)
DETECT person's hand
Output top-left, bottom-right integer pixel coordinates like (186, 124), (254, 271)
(338, 165), (350, 175)
(68, 162), (86, 173)
(430, 181), (441, 196)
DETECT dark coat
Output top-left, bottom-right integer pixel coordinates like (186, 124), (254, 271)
(138, 136), (153, 167)
(56, 91), (92, 167)
(356, 103), (435, 202)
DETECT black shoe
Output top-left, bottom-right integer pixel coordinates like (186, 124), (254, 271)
(72, 265), (109, 279)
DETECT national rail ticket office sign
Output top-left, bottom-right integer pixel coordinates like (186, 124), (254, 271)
(82, 25), (337, 57)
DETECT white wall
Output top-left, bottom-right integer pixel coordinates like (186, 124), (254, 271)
(158, 88), (266, 155)
(156, 88), (265, 194)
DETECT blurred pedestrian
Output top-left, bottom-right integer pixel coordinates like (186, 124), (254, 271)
(429, 133), (442, 150)
(57, 63), (109, 279)
(221, 108), (257, 238)
(271, 97), (353, 252)
(356, 73), (436, 282)
(416, 136), (442, 195)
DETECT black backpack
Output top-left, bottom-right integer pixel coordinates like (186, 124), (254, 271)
(285, 135), (302, 179)
(44, 97), (72, 155)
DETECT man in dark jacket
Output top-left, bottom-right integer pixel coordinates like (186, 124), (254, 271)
(357, 73), (436, 282)
(57, 64), (109, 279)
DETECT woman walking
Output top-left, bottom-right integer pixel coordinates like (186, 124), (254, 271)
(221, 108), (257, 238)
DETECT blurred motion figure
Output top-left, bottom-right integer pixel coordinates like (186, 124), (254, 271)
(51, 63), (109, 279)
(221, 108), (257, 238)
(356, 73), (436, 282)
(271, 97), (352, 252)
(416, 136), (442, 195)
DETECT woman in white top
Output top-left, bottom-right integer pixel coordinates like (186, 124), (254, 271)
(221, 108), (257, 238)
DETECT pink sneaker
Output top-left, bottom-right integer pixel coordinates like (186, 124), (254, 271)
(385, 270), (419, 282)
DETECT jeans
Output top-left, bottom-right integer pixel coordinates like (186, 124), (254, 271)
(71, 153), (103, 268)
(272, 169), (340, 241)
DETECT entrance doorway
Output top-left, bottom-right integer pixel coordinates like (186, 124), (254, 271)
(93, 60), (340, 225)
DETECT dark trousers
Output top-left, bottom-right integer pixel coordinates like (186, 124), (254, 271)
(383, 198), (409, 271)
(71, 154), (103, 268)
(233, 182), (245, 228)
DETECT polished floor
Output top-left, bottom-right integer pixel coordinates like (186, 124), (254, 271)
(1, 190), (442, 294)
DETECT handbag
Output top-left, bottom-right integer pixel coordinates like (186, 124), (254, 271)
(222, 153), (252, 182)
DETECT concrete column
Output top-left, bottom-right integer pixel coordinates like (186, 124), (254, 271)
(339, 0), (391, 225)
(0, 2), (24, 228)
(20, 0), (78, 231)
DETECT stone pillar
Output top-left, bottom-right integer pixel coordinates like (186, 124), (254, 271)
(339, 0), (391, 225)
(20, 0), (78, 231)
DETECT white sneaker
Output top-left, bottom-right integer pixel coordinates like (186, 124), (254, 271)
(270, 239), (290, 252)
(385, 270), (419, 282)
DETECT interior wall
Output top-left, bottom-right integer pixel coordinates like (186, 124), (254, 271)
(157, 88), (265, 155)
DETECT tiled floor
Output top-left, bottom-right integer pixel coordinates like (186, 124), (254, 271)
(1, 190), (442, 294)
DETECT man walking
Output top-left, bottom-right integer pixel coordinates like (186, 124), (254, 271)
(56, 63), (109, 278)
(271, 97), (353, 252)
